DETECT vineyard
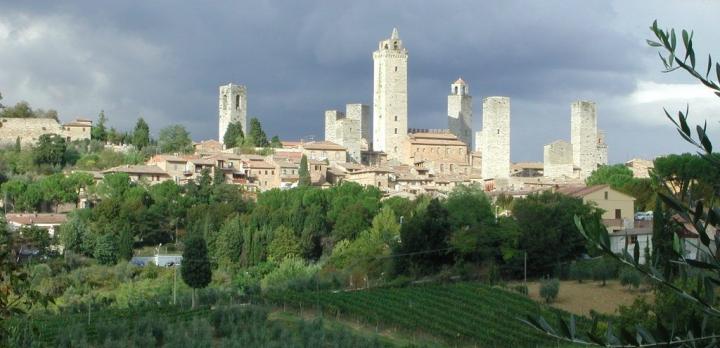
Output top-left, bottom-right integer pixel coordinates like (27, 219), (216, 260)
(10, 305), (389, 347)
(265, 282), (588, 347)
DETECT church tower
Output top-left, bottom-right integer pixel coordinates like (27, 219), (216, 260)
(373, 28), (408, 162)
(447, 78), (472, 149)
(218, 83), (247, 144)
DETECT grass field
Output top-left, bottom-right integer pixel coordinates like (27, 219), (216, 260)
(264, 282), (588, 347)
(524, 280), (653, 316)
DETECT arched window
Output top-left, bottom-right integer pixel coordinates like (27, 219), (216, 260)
(394, 115), (398, 121)
(454, 86), (458, 94)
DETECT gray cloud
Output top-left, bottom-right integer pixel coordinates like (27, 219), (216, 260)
(0, 0), (719, 162)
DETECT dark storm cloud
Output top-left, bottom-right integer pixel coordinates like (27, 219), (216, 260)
(1, 1), (718, 162)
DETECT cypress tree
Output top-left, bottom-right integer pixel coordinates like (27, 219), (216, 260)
(181, 236), (212, 308)
(298, 155), (310, 187)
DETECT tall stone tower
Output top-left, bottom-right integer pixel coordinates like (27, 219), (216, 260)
(218, 83), (247, 144)
(324, 105), (364, 163)
(571, 101), (598, 178)
(447, 78), (472, 149)
(480, 97), (511, 179)
(373, 28), (408, 162)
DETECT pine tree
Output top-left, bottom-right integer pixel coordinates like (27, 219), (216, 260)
(298, 155), (311, 187)
(92, 110), (108, 142)
(247, 118), (268, 147)
(181, 236), (212, 309)
(651, 197), (675, 279)
(270, 135), (282, 148)
(132, 117), (150, 150)
(223, 122), (244, 148)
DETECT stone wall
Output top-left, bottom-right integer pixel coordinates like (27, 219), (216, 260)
(0, 118), (86, 148)
(596, 130), (608, 166)
(373, 28), (408, 162)
(218, 83), (247, 143)
(347, 104), (371, 151)
(481, 97), (511, 179)
(543, 140), (574, 178)
(324, 110), (343, 143)
(474, 131), (483, 152)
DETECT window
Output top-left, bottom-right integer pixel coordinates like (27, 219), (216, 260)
(604, 191), (608, 200)
(394, 146), (397, 153)
(454, 86), (458, 94)
(235, 95), (240, 109)
(394, 115), (397, 121)
(497, 129), (500, 135)
(394, 128), (397, 134)
(615, 209), (621, 219)
(394, 66), (398, 72)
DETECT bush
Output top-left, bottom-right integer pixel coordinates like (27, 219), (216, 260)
(591, 257), (617, 286)
(260, 257), (319, 293)
(619, 267), (642, 289)
(539, 278), (560, 303)
(569, 261), (592, 283)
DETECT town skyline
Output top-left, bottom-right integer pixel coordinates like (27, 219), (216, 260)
(2, 1), (719, 163)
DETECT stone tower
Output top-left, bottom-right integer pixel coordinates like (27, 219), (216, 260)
(324, 104), (365, 163)
(480, 97), (511, 179)
(218, 83), (247, 144)
(571, 101), (598, 178)
(373, 28), (408, 162)
(448, 78), (473, 149)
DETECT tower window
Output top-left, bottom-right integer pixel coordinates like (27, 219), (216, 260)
(235, 95), (240, 109)
(394, 116), (397, 121)
(497, 129), (500, 135)
(454, 86), (458, 94)
(394, 146), (398, 153)
(394, 128), (397, 134)
(394, 66), (398, 72)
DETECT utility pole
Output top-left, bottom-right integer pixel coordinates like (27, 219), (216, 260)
(524, 252), (527, 289)
(173, 265), (177, 305)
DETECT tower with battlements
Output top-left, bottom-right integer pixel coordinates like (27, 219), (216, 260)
(218, 83), (247, 144)
(372, 28), (408, 162)
(448, 78), (472, 149)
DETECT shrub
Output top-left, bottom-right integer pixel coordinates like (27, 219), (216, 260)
(619, 267), (642, 289)
(591, 257), (617, 286)
(260, 257), (319, 293)
(539, 278), (560, 303)
(569, 261), (592, 283)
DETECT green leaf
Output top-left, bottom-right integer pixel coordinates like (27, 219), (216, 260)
(682, 29), (689, 50)
(704, 276), (715, 305)
(673, 232), (683, 255)
(670, 29), (677, 51)
(706, 54), (713, 79)
(569, 314), (576, 339)
(557, 315), (572, 339)
(646, 40), (662, 47)
(686, 259), (720, 270)
(716, 62), (720, 85)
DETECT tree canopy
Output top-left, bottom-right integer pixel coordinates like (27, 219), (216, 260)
(223, 121), (244, 148)
(158, 124), (193, 154)
(132, 118), (150, 150)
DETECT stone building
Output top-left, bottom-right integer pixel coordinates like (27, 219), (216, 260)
(0, 117), (91, 148)
(299, 141), (347, 164)
(543, 140), (575, 178)
(480, 97), (511, 179)
(625, 158), (654, 178)
(373, 28), (408, 162)
(571, 101), (606, 178)
(323, 104), (368, 163)
(403, 131), (469, 175)
(447, 78), (472, 148)
(218, 83), (247, 144)
(474, 130), (483, 152)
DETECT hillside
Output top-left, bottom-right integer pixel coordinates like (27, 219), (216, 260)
(265, 282), (588, 347)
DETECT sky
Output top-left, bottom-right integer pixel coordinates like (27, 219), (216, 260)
(1, 1), (719, 163)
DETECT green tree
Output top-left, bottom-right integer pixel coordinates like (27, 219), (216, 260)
(223, 122), (244, 148)
(92, 110), (108, 141)
(94, 233), (118, 265)
(246, 117), (269, 147)
(158, 124), (193, 154)
(270, 135), (282, 148)
(394, 198), (452, 275)
(651, 197), (676, 279)
(298, 155), (310, 187)
(59, 212), (92, 255)
(0, 101), (33, 118)
(586, 164), (635, 188)
(216, 216), (244, 269)
(267, 225), (302, 262)
(132, 117), (151, 150)
(181, 236), (212, 308)
(33, 134), (67, 167)
(539, 278), (559, 303)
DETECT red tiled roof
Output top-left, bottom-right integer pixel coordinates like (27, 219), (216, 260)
(6, 213), (67, 225)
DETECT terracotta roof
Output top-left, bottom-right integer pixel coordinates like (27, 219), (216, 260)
(408, 133), (466, 146)
(512, 162), (544, 170)
(281, 141), (302, 149)
(63, 121), (92, 127)
(149, 154), (196, 163)
(243, 160), (275, 169)
(103, 165), (169, 175)
(351, 167), (393, 174)
(189, 158), (215, 165)
(6, 213), (68, 225)
(555, 185), (609, 198)
(453, 77), (466, 85)
(301, 141), (346, 151)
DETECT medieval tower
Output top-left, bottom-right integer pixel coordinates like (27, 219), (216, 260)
(218, 83), (247, 144)
(570, 100), (599, 178)
(373, 28), (408, 162)
(447, 78), (473, 149)
(480, 97), (511, 179)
